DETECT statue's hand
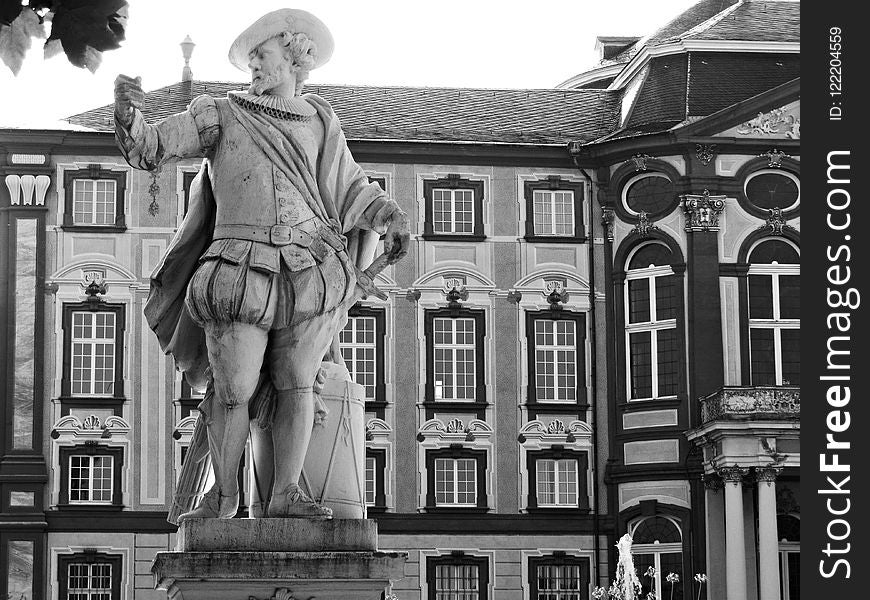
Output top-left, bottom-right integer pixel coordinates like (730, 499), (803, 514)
(114, 74), (144, 128)
(384, 209), (410, 264)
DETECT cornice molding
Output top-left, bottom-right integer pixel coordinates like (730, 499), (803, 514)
(555, 64), (624, 90)
(608, 41), (799, 91)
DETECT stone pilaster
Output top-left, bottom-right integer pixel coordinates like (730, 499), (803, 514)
(702, 474), (725, 600)
(717, 466), (748, 600)
(756, 466), (782, 600)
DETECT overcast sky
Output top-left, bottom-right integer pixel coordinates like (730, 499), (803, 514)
(1, 0), (699, 128)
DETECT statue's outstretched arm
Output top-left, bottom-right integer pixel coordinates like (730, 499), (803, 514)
(114, 74), (219, 171)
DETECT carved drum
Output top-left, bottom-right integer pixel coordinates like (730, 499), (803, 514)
(301, 362), (367, 519)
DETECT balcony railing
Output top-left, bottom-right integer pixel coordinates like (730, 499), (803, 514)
(700, 386), (800, 423)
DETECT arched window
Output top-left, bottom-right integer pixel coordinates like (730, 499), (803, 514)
(747, 240), (799, 386)
(624, 243), (679, 401)
(629, 515), (684, 600)
(778, 514), (800, 600)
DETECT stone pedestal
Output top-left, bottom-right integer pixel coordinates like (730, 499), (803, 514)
(153, 519), (406, 600)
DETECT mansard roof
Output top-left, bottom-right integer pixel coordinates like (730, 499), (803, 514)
(65, 81), (619, 146)
(561, 0), (799, 88)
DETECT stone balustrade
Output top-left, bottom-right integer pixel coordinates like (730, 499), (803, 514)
(700, 386), (800, 422)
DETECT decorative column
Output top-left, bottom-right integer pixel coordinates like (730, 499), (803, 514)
(681, 190), (727, 425)
(756, 467), (782, 600)
(718, 466), (748, 600)
(703, 474), (726, 600)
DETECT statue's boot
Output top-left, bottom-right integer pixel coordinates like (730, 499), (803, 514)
(249, 501), (268, 518)
(267, 483), (332, 518)
(177, 484), (239, 521)
(249, 401), (275, 518)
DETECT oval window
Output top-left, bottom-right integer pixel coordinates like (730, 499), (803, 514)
(623, 174), (675, 216)
(745, 170), (799, 210)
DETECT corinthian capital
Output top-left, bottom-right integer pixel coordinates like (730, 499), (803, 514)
(681, 189), (726, 232)
(755, 466), (782, 484)
(716, 465), (749, 484)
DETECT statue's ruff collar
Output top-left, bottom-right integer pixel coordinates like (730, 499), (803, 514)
(228, 91), (316, 121)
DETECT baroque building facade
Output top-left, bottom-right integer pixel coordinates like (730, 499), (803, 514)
(0, 1), (799, 599)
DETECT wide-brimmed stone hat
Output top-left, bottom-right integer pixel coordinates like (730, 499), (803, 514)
(228, 8), (334, 72)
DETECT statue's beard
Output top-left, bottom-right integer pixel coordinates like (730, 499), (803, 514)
(248, 71), (283, 96)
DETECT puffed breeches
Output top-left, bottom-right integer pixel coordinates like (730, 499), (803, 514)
(185, 237), (356, 331)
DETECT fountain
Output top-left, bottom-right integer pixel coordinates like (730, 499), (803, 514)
(613, 534), (644, 600)
(592, 534), (644, 600)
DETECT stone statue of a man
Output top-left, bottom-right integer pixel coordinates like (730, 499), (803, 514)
(114, 9), (409, 520)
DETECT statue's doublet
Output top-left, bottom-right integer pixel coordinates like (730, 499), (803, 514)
(207, 97), (323, 229)
(180, 94), (354, 330)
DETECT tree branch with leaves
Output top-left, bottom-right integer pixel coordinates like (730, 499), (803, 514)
(0, 0), (128, 74)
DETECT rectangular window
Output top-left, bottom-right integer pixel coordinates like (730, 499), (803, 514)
(340, 316), (377, 400)
(533, 320), (577, 402)
(73, 179), (116, 225)
(527, 451), (588, 510)
(748, 269), (800, 386)
(433, 318), (477, 401)
(423, 177), (485, 239)
(748, 275), (774, 319)
(63, 168), (126, 230)
(778, 275), (800, 319)
(533, 190), (575, 236)
(629, 331), (653, 399)
(434, 457), (477, 507)
(779, 549), (800, 600)
(69, 455), (113, 504)
(364, 456), (377, 506)
(634, 551), (683, 600)
(524, 179), (585, 242)
(434, 563), (482, 600)
(749, 328), (775, 384)
(535, 563), (583, 600)
(655, 275), (677, 320)
(628, 279), (651, 324)
(656, 328), (679, 396)
(68, 561), (112, 599)
(426, 449), (485, 510)
(364, 448), (387, 510)
(71, 312), (116, 396)
(59, 446), (123, 508)
(625, 267), (679, 401)
(536, 458), (578, 507)
(433, 188), (475, 234)
(526, 312), (586, 416)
